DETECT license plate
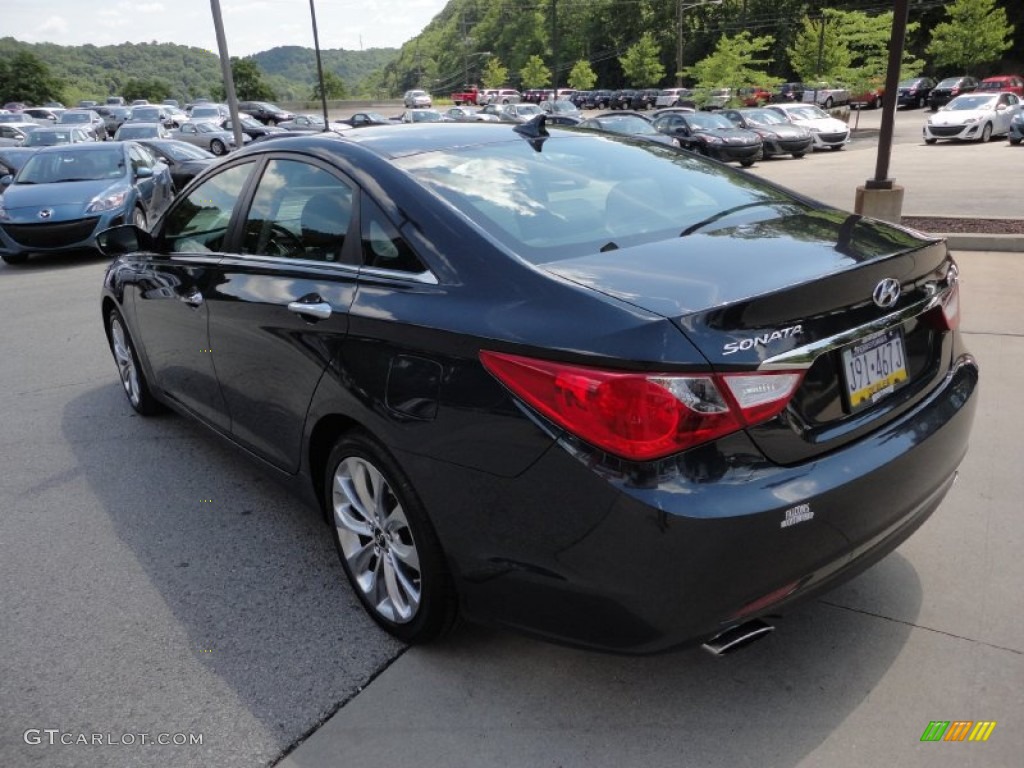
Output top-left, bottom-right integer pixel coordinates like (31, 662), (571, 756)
(841, 328), (908, 410)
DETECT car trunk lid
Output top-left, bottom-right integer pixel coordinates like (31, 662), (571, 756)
(542, 209), (958, 464)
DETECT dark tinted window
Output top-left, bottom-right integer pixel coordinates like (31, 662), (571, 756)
(240, 158), (355, 262)
(360, 194), (425, 274)
(162, 162), (253, 253)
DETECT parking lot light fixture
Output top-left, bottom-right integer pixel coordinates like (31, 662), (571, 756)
(676, 0), (723, 88)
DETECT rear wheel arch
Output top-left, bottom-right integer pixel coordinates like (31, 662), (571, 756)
(308, 413), (364, 519)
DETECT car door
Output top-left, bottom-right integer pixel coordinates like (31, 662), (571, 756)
(202, 154), (360, 471)
(127, 143), (170, 218)
(996, 93), (1020, 132)
(132, 161), (258, 431)
(177, 123), (199, 147)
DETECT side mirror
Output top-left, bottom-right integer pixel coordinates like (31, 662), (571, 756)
(136, 166), (154, 179)
(1, 175), (12, 187)
(96, 224), (154, 257)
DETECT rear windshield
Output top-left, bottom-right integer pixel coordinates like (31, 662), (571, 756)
(395, 133), (800, 263)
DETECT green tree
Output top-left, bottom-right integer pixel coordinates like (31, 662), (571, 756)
(926, 0), (1014, 75)
(567, 59), (597, 91)
(0, 50), (63, 105)
(312, 70), (347, 100)
(619, 33), (665, 87)
(519, 55), (551, 89)
(231, 57), (276, 101)
(481, 57), (509, 89)
(687, 32), (776, 91)
(788, 15), (851, 82)
(123, 77), (172, 103)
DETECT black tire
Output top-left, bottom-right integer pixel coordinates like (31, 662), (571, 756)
(792, 152), (806, 158)
(1, 253), (29, 265)
(210, 139), (227, 156)
(1010, 137), (1022, 146)
(925, 138), (937, 144)
(829, 144), (844, 151)
(917, 96), (924, 109)
(325, 431), (457, 644)
(980, 122), (992, 142)
(740, 159), (755, 167)
(132, 206), (147, 231)
(106, 308), (163, 416)
(824, 96), (833, 109)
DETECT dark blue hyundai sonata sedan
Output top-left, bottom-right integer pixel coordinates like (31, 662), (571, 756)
(96, 121), (977, 653)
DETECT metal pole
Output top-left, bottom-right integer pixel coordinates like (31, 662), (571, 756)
(209, 0), (245, 151)
(868, 0), (910, 188)
(309, 0), (330, 131)
(676, 1), (683, 87)
(550, 0), (559, 92)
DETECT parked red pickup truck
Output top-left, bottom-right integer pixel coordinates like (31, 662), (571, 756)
(451, 86), (483, 106)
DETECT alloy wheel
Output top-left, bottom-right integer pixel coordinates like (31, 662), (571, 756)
(332, 456), (422, 624)
(109, 315), (141, 407)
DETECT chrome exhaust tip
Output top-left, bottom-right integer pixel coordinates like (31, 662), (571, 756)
(701, 618), (774, 656)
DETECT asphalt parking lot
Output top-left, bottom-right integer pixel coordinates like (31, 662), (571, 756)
(1, 109), (1022, 767)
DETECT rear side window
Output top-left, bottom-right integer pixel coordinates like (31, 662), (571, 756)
(360, 194), (425, 274)
(162, 162), (253, 253)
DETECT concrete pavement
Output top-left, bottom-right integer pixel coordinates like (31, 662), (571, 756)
(278, 250), (1024, 768)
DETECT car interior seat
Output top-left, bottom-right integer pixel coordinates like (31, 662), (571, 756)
(299, 192), (351, 262)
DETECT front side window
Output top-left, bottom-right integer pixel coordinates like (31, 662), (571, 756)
(240, 158), (355, 262)
(161, 162), (253, 253)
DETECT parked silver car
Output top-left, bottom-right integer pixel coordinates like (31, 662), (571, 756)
(403, 89), (432, 108)
(170, 121), (249, 155)
(57, 109), (108, 141)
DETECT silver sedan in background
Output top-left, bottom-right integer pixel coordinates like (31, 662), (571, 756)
(170, 121), (250, 155)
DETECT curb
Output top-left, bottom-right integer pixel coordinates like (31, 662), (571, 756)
(942, 233), (1024, 252)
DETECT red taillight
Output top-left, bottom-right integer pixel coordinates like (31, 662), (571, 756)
(480, 351), (804, 461)
(927, 265), (961, 331)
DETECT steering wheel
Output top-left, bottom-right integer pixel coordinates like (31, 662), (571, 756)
(263, 223), (304, 256)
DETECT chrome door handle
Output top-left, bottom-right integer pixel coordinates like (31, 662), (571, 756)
(183, 289), (204, 307)
(287, 300), (332, 320)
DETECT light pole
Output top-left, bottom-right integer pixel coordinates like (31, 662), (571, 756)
(309, 0), (329, 131)
(676, 0), (723, 87)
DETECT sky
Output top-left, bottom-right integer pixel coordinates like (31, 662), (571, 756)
(2, 0), (450, 56)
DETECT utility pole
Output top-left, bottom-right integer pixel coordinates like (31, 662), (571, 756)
(550, 0), (559, 92)
(309, 0), (330, 130)
(209, 0), (245, 152)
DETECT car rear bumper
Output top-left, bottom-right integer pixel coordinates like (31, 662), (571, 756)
(402, 353), (978, 653)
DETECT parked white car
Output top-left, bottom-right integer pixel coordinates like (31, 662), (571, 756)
(802, 82), (850, 109)
(403, 89), (432, 108)
(655, 88), (694, 108)
(767, 103), (851, 150)
(923, 91), (1022, 143)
